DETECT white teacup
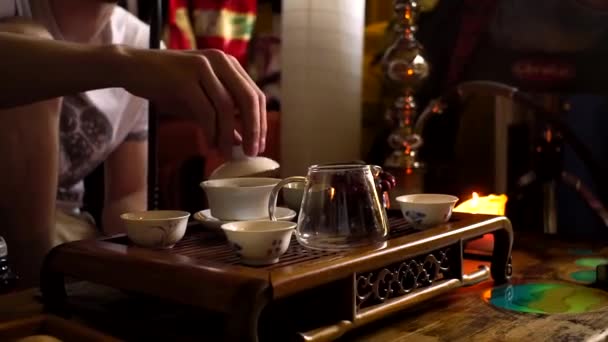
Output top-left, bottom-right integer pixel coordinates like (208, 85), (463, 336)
(200, 177), (281, 221)
(221, 220), (295, 266)
(395, 194), (459, 228)
(120, 210), (190, 248)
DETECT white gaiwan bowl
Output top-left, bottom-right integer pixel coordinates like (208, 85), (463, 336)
(395, 194), (459, 228)
(120, 210), (190, 249)
(221, 220), (296, 266)
(282, 181), (305, 211)
(200, 177), (281, 221)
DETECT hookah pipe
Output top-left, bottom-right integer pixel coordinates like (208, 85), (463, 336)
(413, 81), (608, 228)
(450, 84), (608, 289)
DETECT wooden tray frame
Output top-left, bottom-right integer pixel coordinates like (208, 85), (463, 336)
(40, 212), (513, 341)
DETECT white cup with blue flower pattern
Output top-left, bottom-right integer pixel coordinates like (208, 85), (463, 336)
(221, 220), (296, 266)
(395, 194), (459, 228)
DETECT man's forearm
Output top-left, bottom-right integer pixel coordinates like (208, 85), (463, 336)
(0, 32), (131, 108)
(102, 190), (146, 236)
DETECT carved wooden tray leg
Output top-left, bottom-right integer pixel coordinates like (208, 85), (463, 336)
(490, 218), (514, 283)
(40, 249), (69, 316)
(223, 284), (270, 342)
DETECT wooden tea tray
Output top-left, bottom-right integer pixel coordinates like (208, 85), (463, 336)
(41, 211), (513, 341)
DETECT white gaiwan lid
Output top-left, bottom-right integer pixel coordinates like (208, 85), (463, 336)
(209, 145), (280, 179)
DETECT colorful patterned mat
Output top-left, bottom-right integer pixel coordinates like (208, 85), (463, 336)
(483, 282), (608, 314)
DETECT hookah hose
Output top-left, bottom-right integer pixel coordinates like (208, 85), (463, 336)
(444, 81), (608, 199)
(414, 81), (608, 226)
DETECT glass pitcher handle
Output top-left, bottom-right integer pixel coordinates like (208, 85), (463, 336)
(372, 166), (396, 209)
(268, 176), (307, 221)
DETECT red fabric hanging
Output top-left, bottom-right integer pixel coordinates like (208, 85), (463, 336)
(167, 0), (196, 50)
(166, 0), (257, 65)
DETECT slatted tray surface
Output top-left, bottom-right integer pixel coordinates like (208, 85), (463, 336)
(108, 214), (421, 269)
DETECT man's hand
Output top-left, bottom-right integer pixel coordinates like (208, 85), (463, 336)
(120, 48), (267, 157)
(0, 33), (265, 157)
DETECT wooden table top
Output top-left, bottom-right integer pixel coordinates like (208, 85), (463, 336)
(1, 232), (608, 341)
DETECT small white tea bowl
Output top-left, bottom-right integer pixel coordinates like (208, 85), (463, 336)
(395, 194), (459, 228)
(221, 220), (296, 266)
(282, 181), (305, 211)
(120, 210), (190, 249)
(200, 177), (281, 221)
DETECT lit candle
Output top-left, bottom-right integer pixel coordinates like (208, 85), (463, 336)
(456, 192), (508, 253)
(454, 192), (508, 215)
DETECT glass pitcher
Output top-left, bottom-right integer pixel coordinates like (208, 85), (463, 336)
(268, 164), (389, 250)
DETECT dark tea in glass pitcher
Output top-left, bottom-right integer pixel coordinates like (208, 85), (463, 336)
(269, 164), (391, 250)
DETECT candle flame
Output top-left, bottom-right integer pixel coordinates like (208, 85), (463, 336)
(471, 192), (479, 207)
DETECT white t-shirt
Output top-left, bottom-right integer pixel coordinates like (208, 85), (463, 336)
(1, 0), (150, 214)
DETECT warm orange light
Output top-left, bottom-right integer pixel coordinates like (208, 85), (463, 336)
(406, 168), (413, 175)
(329, 187), (336, 200)
(454, 192), (507, 215)
(545, 129), (553, 142)
(407, 69), (414, 76)
(405, 10), (411, 20)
